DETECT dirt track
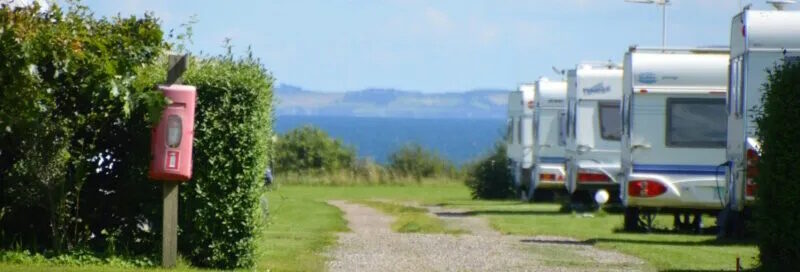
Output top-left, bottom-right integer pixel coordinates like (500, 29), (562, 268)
(326, 200), (650, 272)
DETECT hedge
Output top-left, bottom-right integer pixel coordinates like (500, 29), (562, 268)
(178, 52), (274, 268)
(754, 60), (800, 270)
(464, 143), (515, 199)
(0, 3), (165, 255)
(0, 3), (275, 269)
(274, 125), (355, 174)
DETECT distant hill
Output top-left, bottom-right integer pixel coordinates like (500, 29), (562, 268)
(275, 84), (509, 119)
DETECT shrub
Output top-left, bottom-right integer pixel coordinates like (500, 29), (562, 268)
(388, 143), (456, 181)
(464, 143), (515, 199)
(273, 126), (356, 174)
(0, 3), (275, 269)
(0, 2), (165, 254)
(753, 60), (800, 270)
(176, 50), (274, 269)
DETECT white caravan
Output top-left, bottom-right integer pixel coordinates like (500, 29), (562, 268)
(620, 47), (730, 232)
(532, 78), (568, 192)
(721, 8), (800, 236)
(565, 62), (624, 201)
(507, 84), (535, 199)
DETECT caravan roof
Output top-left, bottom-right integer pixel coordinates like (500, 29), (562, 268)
(508, 84), (536, 115)
(568, 62), (623, 101)
(732, 10), (800, 56)
(535, 78), (566, 108)
(626, 47), (729, 94)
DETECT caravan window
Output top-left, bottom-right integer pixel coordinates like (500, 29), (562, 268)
(599, 102), (621, 141)
(666, 98), (726, 148)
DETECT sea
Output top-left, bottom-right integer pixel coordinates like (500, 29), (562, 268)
(275, 115), (506, 165)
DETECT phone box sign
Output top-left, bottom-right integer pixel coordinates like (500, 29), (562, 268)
(148, 84), (196, 181)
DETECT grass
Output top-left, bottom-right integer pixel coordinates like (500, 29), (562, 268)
(357, 200), (465, 234)
(254, 183), (469, 271)
(437, 200), (759, 271)
(0, 183), (759, 271)
(276, 172), (464, 186)
(256, 190), (349, 271)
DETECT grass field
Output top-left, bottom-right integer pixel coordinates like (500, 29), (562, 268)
(259, 184), (757, 272)
(1, 183), (758, 271)
(357, 200), (465, 234)
(437, 200), (758, 272)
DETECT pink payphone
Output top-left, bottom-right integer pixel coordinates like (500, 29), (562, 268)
(148, 84), (196, 181)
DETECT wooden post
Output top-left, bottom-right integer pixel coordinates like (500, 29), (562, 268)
(162, 54), (188, 268)
(162, 181), (179, 268)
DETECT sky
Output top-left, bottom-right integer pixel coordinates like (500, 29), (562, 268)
(75, 0), (794, 93)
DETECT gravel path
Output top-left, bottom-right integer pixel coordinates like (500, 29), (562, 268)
(326, 200), (650, 272)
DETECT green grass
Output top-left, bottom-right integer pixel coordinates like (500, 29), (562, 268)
(257, 188), (349, 271)
(438, 200), (759, 271)
(357, 200), (466, 234)
(0, 183), (759, 272)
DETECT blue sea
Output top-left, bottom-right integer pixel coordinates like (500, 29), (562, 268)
(275, 115), (506, 165)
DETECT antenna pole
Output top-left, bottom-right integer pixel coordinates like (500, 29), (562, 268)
(661, 3), (666, 48)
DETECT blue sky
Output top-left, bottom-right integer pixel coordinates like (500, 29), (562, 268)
(78, 0), (790, 93)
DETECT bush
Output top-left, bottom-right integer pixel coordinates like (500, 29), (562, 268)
(273, 126), (356, 174)
(388, 143), (456, 181)
(175, 50), (274, 269)
(0, 3), (275, 269)
(753, 60), (800, 270)
(0, 2), (165, 254)
(464, 143), (515, 199)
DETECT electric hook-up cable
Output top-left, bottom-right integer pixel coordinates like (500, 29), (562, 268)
(715, 161), (732, 209)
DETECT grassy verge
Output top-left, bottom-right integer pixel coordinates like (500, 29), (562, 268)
(256, 189), (348, 271)
(357, 200), (465, 234)
(438, 200), (758, 271)
(0, 184), (758, 271)
(275, 173), (463, 186)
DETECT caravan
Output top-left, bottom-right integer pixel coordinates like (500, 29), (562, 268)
(506, 84), (535, 199)
(620, 47), (729, 232)
(721, 8), (800, 236)
(531, 78), (568, 194)
(565, 62), (624, 201)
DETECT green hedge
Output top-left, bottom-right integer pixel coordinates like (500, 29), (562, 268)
(0, 3), (274, 269)
(754, 60), (800, 270)
(274, 126), (355, 174)
(0, 3), (165, 255)
(464, 143), (515, 199)
(178, 52), (274, 268)
(388, 143), (456, 181)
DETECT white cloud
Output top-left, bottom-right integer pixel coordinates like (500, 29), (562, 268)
(424, 6), (453, 33)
